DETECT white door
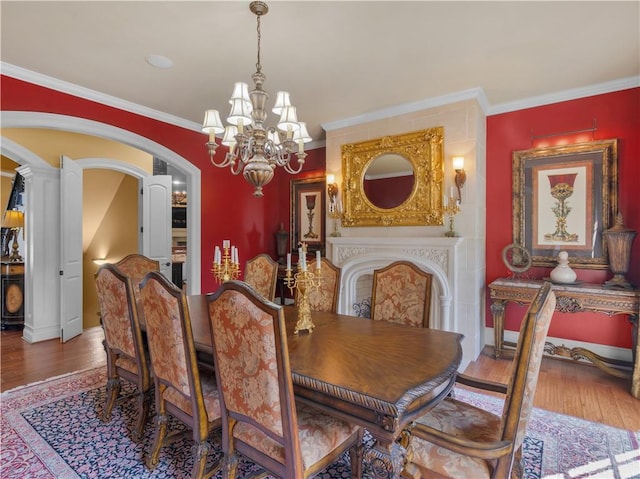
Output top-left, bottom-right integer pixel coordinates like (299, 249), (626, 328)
(60, 155), (83, 342)
(142, 175), (172, 279)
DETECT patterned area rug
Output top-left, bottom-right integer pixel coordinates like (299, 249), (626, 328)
(1, 367), (638, 479)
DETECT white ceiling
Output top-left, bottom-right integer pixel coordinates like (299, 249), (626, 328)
(1, 1), (639, 144)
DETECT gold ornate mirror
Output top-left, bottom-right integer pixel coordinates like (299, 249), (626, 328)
(341, 127), (444, 227)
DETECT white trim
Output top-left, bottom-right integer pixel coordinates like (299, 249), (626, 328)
(1, 62), (200, 133)
(1, 137), (52, 170)
(322, 87), (490, 132)
(484, 327), (633, 364)
(1, 111), (202, 296)
(488, 76), (640, 115)
(75, 158), (148, 178)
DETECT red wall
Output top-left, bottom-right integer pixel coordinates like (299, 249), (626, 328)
(1, 75), (324, 294)
(5, 74), (638, 350)
(487, 88), (639, 348)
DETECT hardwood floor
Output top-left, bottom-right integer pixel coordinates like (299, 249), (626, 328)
(2, 327), (639, 430)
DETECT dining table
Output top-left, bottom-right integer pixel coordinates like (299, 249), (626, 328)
(187, 294), (464, 479)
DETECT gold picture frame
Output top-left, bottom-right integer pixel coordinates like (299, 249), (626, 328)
(290, 177), (326, 255)
(512, 139), (618, 269)
(341, 127), (445, 227)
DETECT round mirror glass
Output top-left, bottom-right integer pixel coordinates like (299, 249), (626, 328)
(363, 153), (414, 209)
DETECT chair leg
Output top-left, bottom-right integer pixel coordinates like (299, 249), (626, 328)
(131, 389), (152, 442)
(101, 376), (121, 422)
(510, 446), (523, 479)
(222, 452), (239, 479)
(349, 429), (364, 479)
(191, 440), (210, 479)
(146, 412), (168, 470)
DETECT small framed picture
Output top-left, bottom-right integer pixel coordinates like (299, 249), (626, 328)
(290, 178), (326, 255)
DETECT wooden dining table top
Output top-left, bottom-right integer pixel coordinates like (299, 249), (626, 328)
(187, 294), (464, 443)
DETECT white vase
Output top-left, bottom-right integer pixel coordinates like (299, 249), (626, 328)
(550, 251), (577, 284)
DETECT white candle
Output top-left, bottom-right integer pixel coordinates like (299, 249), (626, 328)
(443, 195), (448, 206)
(214, 246), (221, 265)
(286, 253), (291, 270)
(234, 247), (239, 264)
(223, 239), (230, 249)
(316, 250), (321, 269)
(450, 186), (454, 198)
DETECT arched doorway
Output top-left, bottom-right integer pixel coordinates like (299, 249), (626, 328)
(1, 111), (202, 342)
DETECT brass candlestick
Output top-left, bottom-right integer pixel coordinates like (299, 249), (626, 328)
(443, 195), (460, 237)
(284, 243), (323, 334)
(328, 202), (342, 237)
(212, 240), (241, 283)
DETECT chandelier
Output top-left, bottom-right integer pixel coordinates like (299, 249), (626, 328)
(202, 1), (311, 197)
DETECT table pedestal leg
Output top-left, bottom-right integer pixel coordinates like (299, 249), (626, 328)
(363, 439), (406, 479)
(490, 300), (506, 359)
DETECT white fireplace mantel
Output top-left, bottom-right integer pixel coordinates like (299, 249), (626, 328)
(327, 235), (481, 369)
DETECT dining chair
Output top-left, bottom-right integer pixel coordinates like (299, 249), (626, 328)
(138, 271), (222, 479)
(115, 253), (160, 300)
(406, 281), (556, 479)
(370, 260), (433, 327)
(243, 253), (278, 301)
(95, 263), (152, 442)
(305, 256), (341, 313)
(206, 280), (364, 479)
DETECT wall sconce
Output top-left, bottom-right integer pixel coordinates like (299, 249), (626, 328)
(326, 174), (338, 204)
(2, 209), (24, 262)
(452, 156), (466, 204)
(326, 174), (342, 237)
(92, 258), (108, 266)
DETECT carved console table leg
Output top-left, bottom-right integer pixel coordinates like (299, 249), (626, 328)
(490, 300), (507, 359)
(630, 314), (639, 399)
(363, 439), (406, 479)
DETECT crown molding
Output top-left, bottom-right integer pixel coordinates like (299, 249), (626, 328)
(3, 62), (637, 141)
(322, 87), (490, 133)
(1, 62), (201, 132)
(488, 76), (640, 115)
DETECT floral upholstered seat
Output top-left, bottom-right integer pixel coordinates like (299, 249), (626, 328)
(95, 263), (152, 442)
(207, 280), (364, 479)
(371, 260), (433, 327)
(305, 257), (341, 313)
(139, 272), (222, 479)
(243, 253), (278, 301)
(407, 282), (556, 479)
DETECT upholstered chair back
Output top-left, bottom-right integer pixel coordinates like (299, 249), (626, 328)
(115, 253), (160, 301)
(95, 263), (151, 441)
(502, 282), (556, 453)
(207, 280), (363, 478)
(243, 253), (278, 301)
(409, 282), (556, 479)
(371, 260), (433, 327)
(306, 257), (341, 313)
(138, 271), (222, 479)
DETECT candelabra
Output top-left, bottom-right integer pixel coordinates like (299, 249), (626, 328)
(328, 202), (342, 237)
(443, 195), (460, 237)
(326, 174), (342, 237)
(212, 240), (241, 283)
(284, 243), (323, 334)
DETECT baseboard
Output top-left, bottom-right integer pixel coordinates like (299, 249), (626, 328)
(483, 327), (633, 363)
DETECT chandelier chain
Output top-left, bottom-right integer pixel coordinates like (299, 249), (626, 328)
(256, 14), (262, 73)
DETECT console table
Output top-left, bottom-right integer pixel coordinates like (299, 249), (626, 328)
(488, 278), (640, 398)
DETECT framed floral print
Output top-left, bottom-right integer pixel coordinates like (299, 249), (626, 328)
(512, 139), (618, 269)
(290, 177), (326, 255)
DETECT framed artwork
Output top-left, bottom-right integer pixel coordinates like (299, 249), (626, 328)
(512, 139), (617, 269)
(290, 177), (326, 255)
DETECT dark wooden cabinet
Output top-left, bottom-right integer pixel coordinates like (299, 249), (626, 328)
(1, 262), (24, 329)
